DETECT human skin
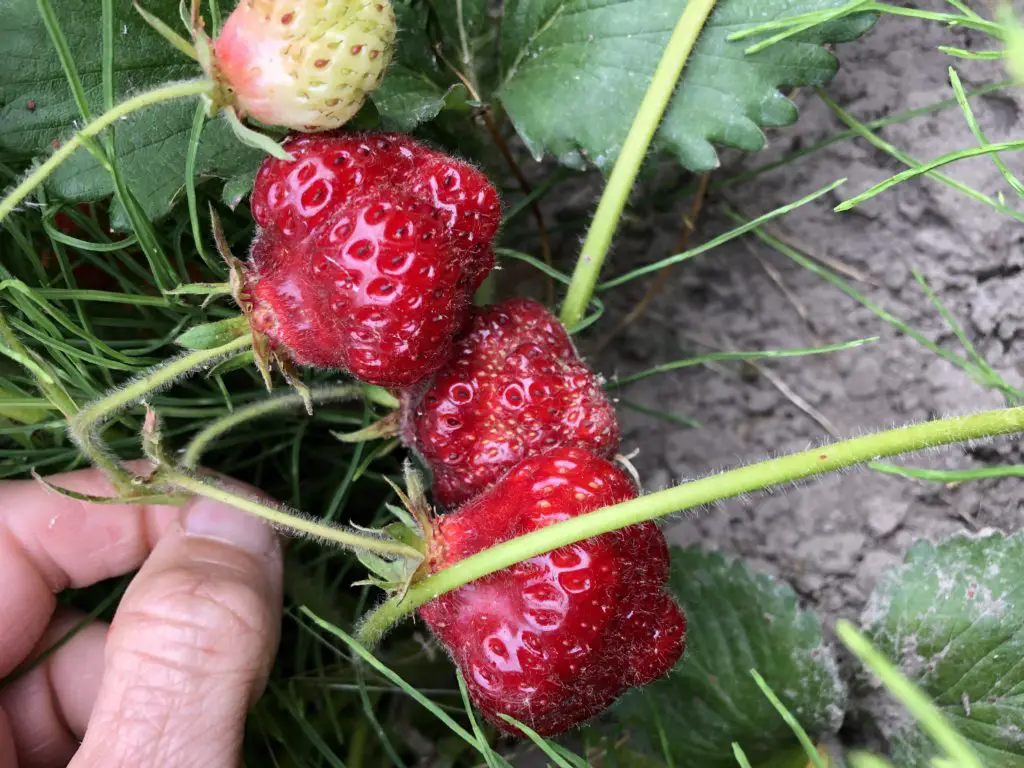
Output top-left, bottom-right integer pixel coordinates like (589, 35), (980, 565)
(0, 464), (283, 768)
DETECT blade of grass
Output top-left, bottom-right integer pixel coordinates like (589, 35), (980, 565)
(910, 268), (1005, 391)
(742, 0), (875, 55)
(944, 0), (982, 20)
(948, 66), (1024, 197)
(495, 248), (572, 285)
(297, 607), (484, 750)
(870, 462), (1024, 482)
(616, 398), (702, 429)
(835, 139), (1024, 212)
(836, 621), (984, 768)
(269, 682), (347, 768)
(726, 211), (1022, 401)
(817, 89), (1024, 223)
(611, 337), (877, 387)
(599, 178), (846, 290)
(732, 743), (754, 768)
(454, 671), (504, 768)
(185, 104), (219, 271)
(496, 715), (577, 768)
(750, 669), (826, 768)
(939, 46), (1006, 60)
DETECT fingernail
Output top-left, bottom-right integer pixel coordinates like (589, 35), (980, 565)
(184, 497), (278, 556)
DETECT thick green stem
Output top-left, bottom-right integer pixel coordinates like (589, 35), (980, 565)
(0, 79), (215, 223)
(70, 335), (253, 470)
(359, 406), (1024, 645)
(559, 0), (719, 327)
(182, 384), (361, 468)
(155, 467), (423, 559)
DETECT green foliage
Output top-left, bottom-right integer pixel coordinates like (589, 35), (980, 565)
(0, 0), (262, 228)
(862, 533), (1024, 767)
(497, 0), (873, 170)
(614, 547), (846, 767)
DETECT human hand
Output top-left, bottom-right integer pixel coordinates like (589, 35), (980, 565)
(0, 466), (283, 768)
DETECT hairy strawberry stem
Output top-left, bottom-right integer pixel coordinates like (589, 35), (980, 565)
(70, 335), (253, 473)
(181, 384), (362, 468)
(0, 79), (215, 223)
(358, 406), (1024, 645)
(152, 465), (423, 559)
(559, 0), (719, 327)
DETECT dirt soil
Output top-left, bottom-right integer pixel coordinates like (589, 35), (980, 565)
(523, 0), (1023, 745)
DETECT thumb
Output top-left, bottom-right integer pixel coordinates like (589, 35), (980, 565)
(72, 495), (283, 768)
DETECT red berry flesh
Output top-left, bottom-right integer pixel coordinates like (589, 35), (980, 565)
(419, 447), (686, 736)
(244, 132), (501, 387)
(405, 299), (619, 507)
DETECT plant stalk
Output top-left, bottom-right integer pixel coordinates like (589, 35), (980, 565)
(155, 467), (423, 559)
(359, 406), (1024, 644)
(0, 79), (215, 223)
(559, 0), (719, 327)
(70, 335), (253, 472)
(182, 384), (361, 468)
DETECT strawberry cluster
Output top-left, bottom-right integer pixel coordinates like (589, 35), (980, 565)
(245, 132), (685, 737)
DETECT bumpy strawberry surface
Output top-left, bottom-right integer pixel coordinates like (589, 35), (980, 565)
(243, 132), (501, 387)
(212, 0), (396, 131)
(405, 299), (619, 507)
(419, 447), (686, 736)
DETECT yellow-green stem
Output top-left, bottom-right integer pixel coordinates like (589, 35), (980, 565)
(182, 384), (361, 468)
(359, 407), (1024, 645)
(70, 335), (253, 473)
(159, 467), (423, 559)
(0, 79), (214, 223)
(559, 0), (719, 327)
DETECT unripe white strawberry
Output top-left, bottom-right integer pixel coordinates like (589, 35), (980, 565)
(210, 0), (396, 132)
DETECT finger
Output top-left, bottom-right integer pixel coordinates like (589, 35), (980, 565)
(0, 708), (17, 768)
(0, 463), (179, 678)
(0, 610), (107, 768)
(72, 496), (283, 768)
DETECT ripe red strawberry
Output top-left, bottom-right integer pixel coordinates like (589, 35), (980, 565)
(404, 298), (619, 507)
(209, 0), (397, 132)
(419, 447), (686, 736)
(242, 133), (501, 387)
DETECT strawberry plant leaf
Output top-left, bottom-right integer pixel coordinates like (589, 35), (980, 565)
(0, 0), (262, 228)
(612, 546), (846, 767)
(369, 1), (476, 131)
(372, 70), (467, 132)
(861, 532), (1024, 767)
(495, 0), (875, 171)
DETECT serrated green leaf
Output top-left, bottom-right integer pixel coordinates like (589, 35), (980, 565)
(496, 0), (875, 171)
(613, 546), (846, 767)
(861, 532), (1024, 767)
(0, 0), (262, 228)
